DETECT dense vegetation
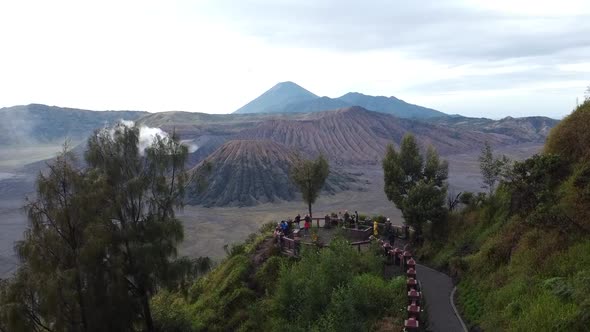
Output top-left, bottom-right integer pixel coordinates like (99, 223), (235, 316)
(151, 229), (408, 332)
(0, 124), (209, 332)
(418, 101), (590, 331)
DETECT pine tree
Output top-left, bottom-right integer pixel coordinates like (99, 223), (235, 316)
(0, 147), (136, 332)
(85, 124), (188, 332)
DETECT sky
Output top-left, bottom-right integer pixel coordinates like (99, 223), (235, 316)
(0, 0), (589, 119)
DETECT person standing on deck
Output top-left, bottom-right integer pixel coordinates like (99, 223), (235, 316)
(294, 214), (301, 229)
(343, 210), (350, 227)
(304, 214), (311, 236)
(386, 218), (395, 245)
(373, 220), (379, 237)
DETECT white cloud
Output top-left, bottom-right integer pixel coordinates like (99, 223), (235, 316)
(0, 0), (588, 118)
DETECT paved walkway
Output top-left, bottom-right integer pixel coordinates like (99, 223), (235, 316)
(416, 264), (467, 332)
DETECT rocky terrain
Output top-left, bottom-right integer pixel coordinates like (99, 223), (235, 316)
(186, 139), (358, 207)
(236, 106), (539, 164)
(427, 115), (559, 142)
(187, 140), (299, 206)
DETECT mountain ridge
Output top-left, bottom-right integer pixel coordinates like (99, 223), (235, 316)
(232, 82), (447, 118)
(0, 104), (147, 145)
(234, 106), (541, 164)
(338, 92), (447, 118)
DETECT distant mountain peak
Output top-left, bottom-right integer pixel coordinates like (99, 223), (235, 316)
(233, 82), (318, 114)
(270, 81), (306, 90)
(234, 81), (447, 119)
(341, 92), (367, 97)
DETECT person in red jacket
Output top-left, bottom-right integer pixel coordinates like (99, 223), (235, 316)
(304, 214), (311, 236)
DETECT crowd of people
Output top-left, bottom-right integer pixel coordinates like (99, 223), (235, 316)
(274, 213), (313, 237)
(272, 210), (405, 240)
(272, 211), (412, 258)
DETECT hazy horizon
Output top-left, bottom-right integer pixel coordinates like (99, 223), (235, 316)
(1, 0), (588, 118)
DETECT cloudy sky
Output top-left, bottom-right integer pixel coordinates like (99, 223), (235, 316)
(1, 0), (588, 118)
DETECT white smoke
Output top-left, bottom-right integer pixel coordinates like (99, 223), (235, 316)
(181, 140), (200, 153)
(138, 126), (169, 154)
(110, 120), (169, 155)
(120, 119), (135, 128)
(116, 120), (197, 155)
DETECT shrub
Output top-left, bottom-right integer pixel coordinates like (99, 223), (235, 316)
(152, 291), (196, 332)
(545, 100), (590, 164)
(312, 275), (406, 332)
(254, 256), (286, 294)
(372, 215), (387, 223)
(270, 237), (385, 330)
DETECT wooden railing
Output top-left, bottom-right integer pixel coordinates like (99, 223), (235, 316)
(350, 239), (371, 252)
(341, 226), (373, 241)
(278, 236), (372, 256)
(279, 236), (299, 256)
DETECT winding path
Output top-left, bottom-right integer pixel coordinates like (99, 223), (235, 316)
(416, 264), (468, 332)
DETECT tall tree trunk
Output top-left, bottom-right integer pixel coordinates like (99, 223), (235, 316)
(140, 289), (154, 332)
(308, 201), (312, 218)
(75, 271), (88, 332)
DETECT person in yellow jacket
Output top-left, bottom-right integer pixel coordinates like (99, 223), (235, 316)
(373, 220), (378, 237)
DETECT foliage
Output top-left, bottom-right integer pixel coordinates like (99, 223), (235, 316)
(269, 238), (403, 331)
(290, 154), (330, 217)
(382, 134), (448, 241)
(0, 148), (136, 332)
(478, 142), (510, 194)
(0, 124), (196, 332)
(417, 102), (590, 331)
(545, 100), (590, 164)
(84, 124), (189, 331)
(311, 275), (406, 332)
(151, 232), (407, 332)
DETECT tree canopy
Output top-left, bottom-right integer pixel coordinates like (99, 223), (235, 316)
(478, 142), (509, 194)
(382, 134), (448, 240)
(290, 154), (330, 217)
(0, 124), (196, 332)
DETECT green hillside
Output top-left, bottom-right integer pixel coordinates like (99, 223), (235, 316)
(418, 101), (590, 331)
(151, 227), (408, 332)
